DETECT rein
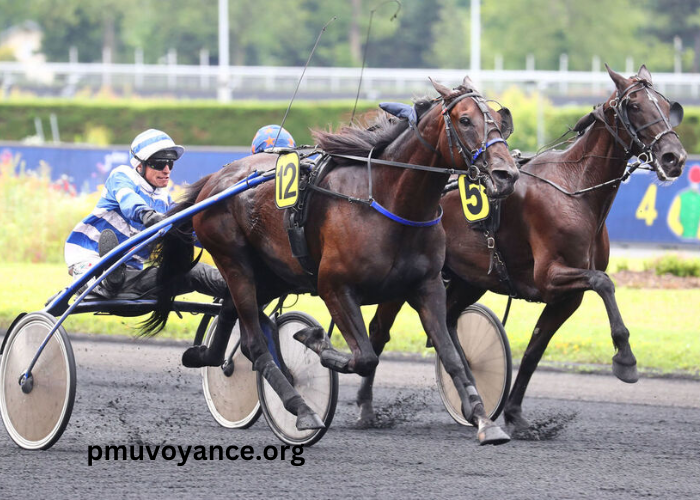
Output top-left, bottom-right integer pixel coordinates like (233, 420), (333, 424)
(520, 157), (651, 196)
(316, 88), (510, 227)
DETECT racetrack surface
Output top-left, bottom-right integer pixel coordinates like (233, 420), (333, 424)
(1, 334), (698, 499)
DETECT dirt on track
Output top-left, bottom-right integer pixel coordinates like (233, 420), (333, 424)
(1, 335), (699, 499)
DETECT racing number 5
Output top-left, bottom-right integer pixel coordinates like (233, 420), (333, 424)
(275, 152), (300, 209)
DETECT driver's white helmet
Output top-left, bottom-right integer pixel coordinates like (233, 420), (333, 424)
(129, 129), (184, 168)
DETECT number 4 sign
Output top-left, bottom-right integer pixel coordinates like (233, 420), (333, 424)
(635, 184), (658, 226)
(275, 152), (299, 209)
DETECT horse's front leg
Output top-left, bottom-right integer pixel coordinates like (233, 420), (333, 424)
(504, 294), (583, 433)
(410, 276), (509, 445)
(539, 264), (638, 383)
(355, 300), (405, 422)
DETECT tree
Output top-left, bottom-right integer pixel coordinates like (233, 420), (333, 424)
(478, 0), (659, 71)
(647, 0), (700, 71)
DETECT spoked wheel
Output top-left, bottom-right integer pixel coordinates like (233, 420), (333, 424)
(201, 316), (261, 429)
(257, 312), (338, 447)
(0, 312), (76, 450)
(436, 303), (512, 426)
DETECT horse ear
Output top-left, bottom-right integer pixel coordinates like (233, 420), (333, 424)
(462, 75), (475, 90)
(497, 108), (514, 139)
(430, 77), (452, 98)
(605, 63), (628, 91)
(669, 101), (684, 127)
(637, 64), (652, 83)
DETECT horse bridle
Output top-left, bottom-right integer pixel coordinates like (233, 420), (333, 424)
(439, 92), (509, 181)
(521, 78), (684, 197)
(595, 78), (683, 170)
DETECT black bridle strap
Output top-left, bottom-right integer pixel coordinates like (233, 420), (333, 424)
(592, 105), (633, 154)
(408, 121), (442, 157)
(328, 153), (469, 176)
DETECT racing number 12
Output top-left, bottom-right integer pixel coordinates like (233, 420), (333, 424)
(275, 152), (299, 209)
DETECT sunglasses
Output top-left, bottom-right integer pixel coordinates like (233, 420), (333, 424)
(146, 159), (174, 171)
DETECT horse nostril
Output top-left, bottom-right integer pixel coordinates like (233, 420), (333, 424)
(493, 168), (518, 184)
(662, 152), (678, 166)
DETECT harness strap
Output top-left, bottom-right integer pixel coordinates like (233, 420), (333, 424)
(370, 201), (443, 227)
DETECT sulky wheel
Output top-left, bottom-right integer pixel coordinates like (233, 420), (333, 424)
(0, 312), (76, 450)
(257, 312), (338, 447)
(201, 316), (261, 429)
(436, 303), (512, 426)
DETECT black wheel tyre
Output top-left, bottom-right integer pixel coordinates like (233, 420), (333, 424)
(257, 312), (338, 447)
(0, 312), (76, 450)
(436, 303), (512, 425)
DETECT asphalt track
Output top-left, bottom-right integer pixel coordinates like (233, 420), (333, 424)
(0, 334), (698, 499)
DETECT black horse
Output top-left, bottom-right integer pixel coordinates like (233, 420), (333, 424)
(362, 65), (687, 434)
(144, 76), (519, 444)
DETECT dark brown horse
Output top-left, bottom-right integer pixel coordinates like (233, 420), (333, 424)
(362, 65), (687, 433)
(143, 76), (519, 444)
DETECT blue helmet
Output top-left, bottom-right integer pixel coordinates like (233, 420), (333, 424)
(251, 125), (295, 154)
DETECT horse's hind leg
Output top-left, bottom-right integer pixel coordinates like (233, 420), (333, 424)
(504, 294), (583, 433)
(295, 284), (377, 376)
(410, 277), (509, 445)
(223, 269), (324, 431)
(182, 296), (237, 368)
(356, 300), (404, 422)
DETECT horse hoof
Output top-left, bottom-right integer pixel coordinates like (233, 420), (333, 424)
(357, 403), (376, 424)
(478, 422), (511, 446)
(296, 412), (325, 430)
(293, 326), (330, 354)
(505, 412), (531, 435)
(612, 357), (639, 383)
(182, 345), (208, 368)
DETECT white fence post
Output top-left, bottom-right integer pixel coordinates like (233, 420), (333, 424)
(494, 54), (503, 91)
(167, 49), (177, 89)
(102, 47), (112, 88)
(592, 55), (601, 94)
(559, 53), (568, 94)
(200, 49), (209, 89)
(135, 48), (144, 88)
(68, 46), (79, 87)
(526, 53), (535, 71)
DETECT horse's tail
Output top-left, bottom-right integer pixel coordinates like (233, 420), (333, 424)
(140, 174), (212, 336)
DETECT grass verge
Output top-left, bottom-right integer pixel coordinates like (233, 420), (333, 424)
(1, 262), (698, 377)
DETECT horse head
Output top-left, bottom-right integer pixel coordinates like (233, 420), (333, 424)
(430, 76), (519, 198)
(605, 64), (687, 180)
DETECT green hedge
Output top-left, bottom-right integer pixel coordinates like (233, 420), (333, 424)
(1, 99), (700, 153)
(0, 99), (377, 148)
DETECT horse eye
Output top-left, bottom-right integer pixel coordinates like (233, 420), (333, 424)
(459, 116), (471, 126)
(629, 102), (640, 111)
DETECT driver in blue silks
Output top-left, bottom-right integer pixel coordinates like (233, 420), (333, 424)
(64, 128), (228, 299)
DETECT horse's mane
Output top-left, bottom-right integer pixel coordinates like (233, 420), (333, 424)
(312, 96), (437, 165)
